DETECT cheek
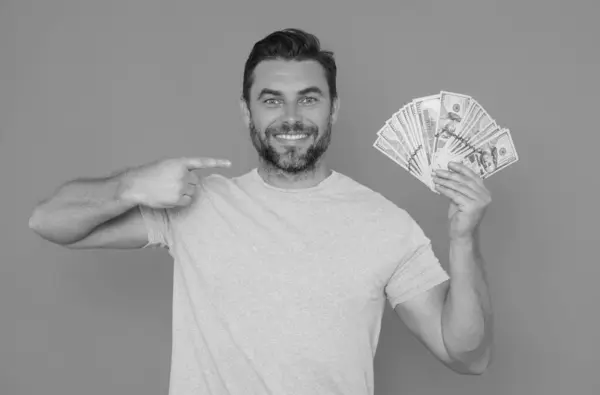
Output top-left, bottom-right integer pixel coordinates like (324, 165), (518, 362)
(304, 107), (332, 126)
(250, 110), (278, 131)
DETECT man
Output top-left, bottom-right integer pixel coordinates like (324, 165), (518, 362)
(29, 28), (493, 395)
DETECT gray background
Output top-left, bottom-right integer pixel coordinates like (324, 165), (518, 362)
(3, 0), (599, 394)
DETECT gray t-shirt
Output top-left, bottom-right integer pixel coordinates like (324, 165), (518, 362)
(139, 168), (450, 395)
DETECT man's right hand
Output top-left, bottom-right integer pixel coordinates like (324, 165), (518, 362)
(118, 157), (232, 209)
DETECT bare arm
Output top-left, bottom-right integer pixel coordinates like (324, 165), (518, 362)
(441, 236), (492, 371)
(28, 156), (232, 250)
(394, 236), (492, 376)
(394, 162), (494, 375)
(28, 169), (147, 249)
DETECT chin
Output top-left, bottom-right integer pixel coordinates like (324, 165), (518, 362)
(276, 158), (310, 171)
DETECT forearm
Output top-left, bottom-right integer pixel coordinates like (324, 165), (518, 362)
(441, 233), (493, 371)
(29, 169), (138, 244)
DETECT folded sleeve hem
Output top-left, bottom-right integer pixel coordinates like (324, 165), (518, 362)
(138, 205), (169, 249)
(387, 265), (450, 308)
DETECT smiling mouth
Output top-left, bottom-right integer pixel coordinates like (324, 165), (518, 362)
(273, 133), (311, 141)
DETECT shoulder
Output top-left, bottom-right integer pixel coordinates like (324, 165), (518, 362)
(164, 172), (241, 221)
(197, 172), (232, 193)
(196, 170), (252, 194)
(335, 171), (410, 212)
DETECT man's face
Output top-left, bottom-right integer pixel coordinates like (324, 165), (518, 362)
(241, 59), (339, 174)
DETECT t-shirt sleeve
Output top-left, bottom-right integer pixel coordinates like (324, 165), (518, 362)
(138, 205), (176, 249)
(136, 175), (217, 249)
(384, 215), (450, 308)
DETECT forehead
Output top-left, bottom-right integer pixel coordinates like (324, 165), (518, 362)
(250, 59), (329, 98)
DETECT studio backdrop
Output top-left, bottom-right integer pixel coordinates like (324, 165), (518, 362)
(3, 0), (599, 394)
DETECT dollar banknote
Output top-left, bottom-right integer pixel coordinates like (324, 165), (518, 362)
(413, 94), (440, 164)
(373, 135), (431, 187)
(448, 128), (518, 179)
(377, 123), (411, 165)
(397, 107), (429, 178)
(432, 92), (472, 152)
(373, 91), (518, 193)
(449, 103), (495, 153)
(451, 122), (500, 157)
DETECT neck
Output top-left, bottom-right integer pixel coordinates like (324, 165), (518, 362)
(257, 159), (332, 190)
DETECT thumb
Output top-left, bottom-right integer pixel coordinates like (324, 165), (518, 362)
(185, 157), (232, 170)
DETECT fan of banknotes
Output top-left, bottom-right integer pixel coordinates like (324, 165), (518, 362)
(373, 91), (518, 193)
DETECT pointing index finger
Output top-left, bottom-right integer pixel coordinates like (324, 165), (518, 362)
(185, 157), (232, 169)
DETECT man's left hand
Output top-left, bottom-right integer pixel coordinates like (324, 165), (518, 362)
(432, 161), (492, 241)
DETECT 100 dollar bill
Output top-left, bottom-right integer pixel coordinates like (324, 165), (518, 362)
(448, 128), (518, 179)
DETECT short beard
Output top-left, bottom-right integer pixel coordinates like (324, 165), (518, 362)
(249, 114), (333, 175)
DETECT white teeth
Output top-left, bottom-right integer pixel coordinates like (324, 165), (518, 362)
(277, 134), (308, 140)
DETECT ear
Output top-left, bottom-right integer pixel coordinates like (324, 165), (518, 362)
(330, 97), (341, 124)
(239, 97), (251, 128)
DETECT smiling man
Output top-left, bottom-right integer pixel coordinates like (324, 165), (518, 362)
(29, 28), (493, 395)
(243, 46), (339, 187)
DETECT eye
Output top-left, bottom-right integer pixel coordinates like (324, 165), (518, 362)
(264, 98), (281, 105)
(300, 96), (318, 105)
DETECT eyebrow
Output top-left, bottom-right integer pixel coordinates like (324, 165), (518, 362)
(257, 86), (325, 100)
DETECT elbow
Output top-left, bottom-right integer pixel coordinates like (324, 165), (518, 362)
(28, 202), (53, 231)
(448, 343), (493, 376)
(443, 323), (493, 375)
(464, 355), (491, 375)
(476, 344), (493, 374)
(28, 208), (44, 234)
(443, 317), (494, 375)
(28, 208), (73, 246)
(28, 212), (53, 243)
(465, 351), (492, 375)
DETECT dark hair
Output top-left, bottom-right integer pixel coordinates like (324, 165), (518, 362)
(242, 28), (337, 103)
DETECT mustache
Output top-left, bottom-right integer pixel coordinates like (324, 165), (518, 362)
(266, 121), (318, 136)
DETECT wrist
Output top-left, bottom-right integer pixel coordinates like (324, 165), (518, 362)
(114, 169), (142, 206)
(450, 228), (481, 246)
(449, 235), (479, 257)
(449, 233), (485, 271)
(450, 236), (475, 246)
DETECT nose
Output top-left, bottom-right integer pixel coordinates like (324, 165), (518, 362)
(283, 102), (300, 123)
